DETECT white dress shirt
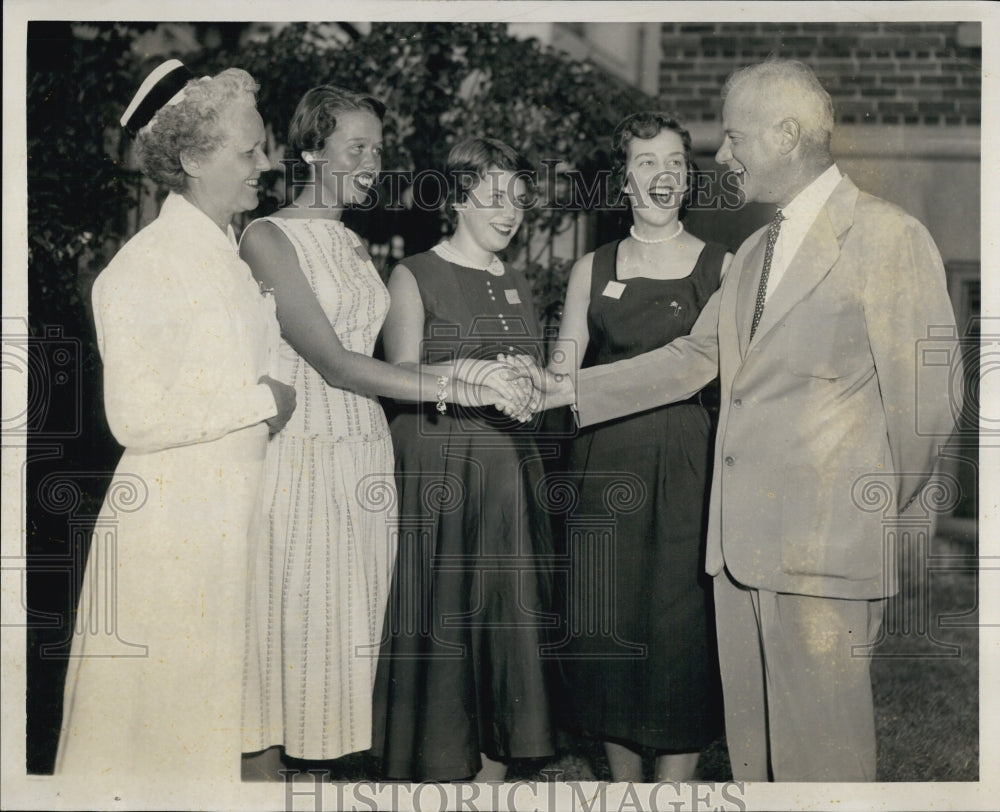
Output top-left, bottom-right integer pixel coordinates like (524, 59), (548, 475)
(764, 163), (842, 301)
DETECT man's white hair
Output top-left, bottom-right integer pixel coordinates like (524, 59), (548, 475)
(723, 59), (835, 155)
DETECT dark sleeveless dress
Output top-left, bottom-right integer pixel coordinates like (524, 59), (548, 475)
(554, 239), (727, 752)
(371, 250), (555, 780)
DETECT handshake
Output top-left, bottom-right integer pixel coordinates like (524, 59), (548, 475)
(460, 354), (576, 422)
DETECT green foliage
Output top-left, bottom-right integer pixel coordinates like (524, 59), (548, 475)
(28, 23), (138, 332)
(208, 22), (652, 312)
(28, 22), (653, 329)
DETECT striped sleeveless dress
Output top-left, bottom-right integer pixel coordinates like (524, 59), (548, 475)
(240, 217), (397, 760)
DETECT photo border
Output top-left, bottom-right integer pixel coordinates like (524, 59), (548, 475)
(3, 2), (997, 810)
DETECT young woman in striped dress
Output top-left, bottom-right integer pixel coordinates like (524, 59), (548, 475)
(238, 86), (530, 779)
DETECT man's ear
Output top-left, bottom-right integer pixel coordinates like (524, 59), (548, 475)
(778, 118), (801, 155)
(179, 150), (202, 178)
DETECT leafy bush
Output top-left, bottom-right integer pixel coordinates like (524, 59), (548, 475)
(203, 22), (652, 311)
(28, 21), (654, 336)
(28, 22), (154, 335)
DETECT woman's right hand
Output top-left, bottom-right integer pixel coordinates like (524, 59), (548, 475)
(260, 375), (297, 434)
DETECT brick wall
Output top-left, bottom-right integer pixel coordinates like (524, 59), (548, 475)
(658, 22), (981, 126)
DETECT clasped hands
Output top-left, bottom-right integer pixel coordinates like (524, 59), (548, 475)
(465, 355), (575, 422)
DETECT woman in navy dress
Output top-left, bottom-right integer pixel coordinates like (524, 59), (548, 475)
(372, 138), (554, 782)
(549, 112), (731, 781)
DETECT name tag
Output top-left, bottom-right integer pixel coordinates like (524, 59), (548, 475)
(504, 288), (521, 305)
(602, 280), (626, 299)
(354, 242), (372, 263)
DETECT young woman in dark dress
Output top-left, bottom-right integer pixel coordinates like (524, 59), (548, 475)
(372, 138), (554, 782)
(549, 112), (732, 781)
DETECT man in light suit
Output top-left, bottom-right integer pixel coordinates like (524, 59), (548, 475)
(537, 59), (960, 781)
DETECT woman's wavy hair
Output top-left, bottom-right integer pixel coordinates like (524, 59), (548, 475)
(443, 137), (536, 225)
(611, 111), (698, 214)
(287, 84), (385, 168)
(133, 68), (259, 193)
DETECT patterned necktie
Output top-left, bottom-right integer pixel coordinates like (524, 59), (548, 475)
(749, 209), (786, 342)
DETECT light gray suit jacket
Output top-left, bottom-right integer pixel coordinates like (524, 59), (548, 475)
(576, 175), (960, 599)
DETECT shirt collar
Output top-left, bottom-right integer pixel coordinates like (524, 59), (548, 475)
(432, 240), (505, 277)
(779, 163), (842, 224)
(160, 192), (239, 251)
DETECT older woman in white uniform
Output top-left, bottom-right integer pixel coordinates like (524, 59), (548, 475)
(54, 60), (295, 784)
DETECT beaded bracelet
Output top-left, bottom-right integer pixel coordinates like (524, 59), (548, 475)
(435, 375), (449, 414)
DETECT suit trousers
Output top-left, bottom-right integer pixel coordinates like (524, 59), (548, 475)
(713, 568), (885, 781)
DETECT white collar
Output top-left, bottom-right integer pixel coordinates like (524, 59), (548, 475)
(431, 240), (505, 277)
(161, 192), (239, 251)
(779, 164), (842, 224)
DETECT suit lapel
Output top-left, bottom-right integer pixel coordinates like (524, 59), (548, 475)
(745, 175), (860, 350)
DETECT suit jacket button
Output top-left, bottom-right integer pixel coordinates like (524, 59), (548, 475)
(724, 455), (735, 466)
(733, 398), (742, 407)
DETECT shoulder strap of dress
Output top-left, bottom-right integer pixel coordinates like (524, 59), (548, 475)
(691, 241), (729, 303)
(393, 250), (453, 312)
(237, 215), (283, 250)
(698, 241), (729, 274)
(589, 240), (620, 299)
(398, 250), (438, 277)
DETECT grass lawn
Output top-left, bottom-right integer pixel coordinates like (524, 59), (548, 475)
(310, 536), (979, 784)
(870, 534), (979, 782)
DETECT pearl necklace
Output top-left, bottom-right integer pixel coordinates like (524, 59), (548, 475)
(629, 221), (684, 245)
